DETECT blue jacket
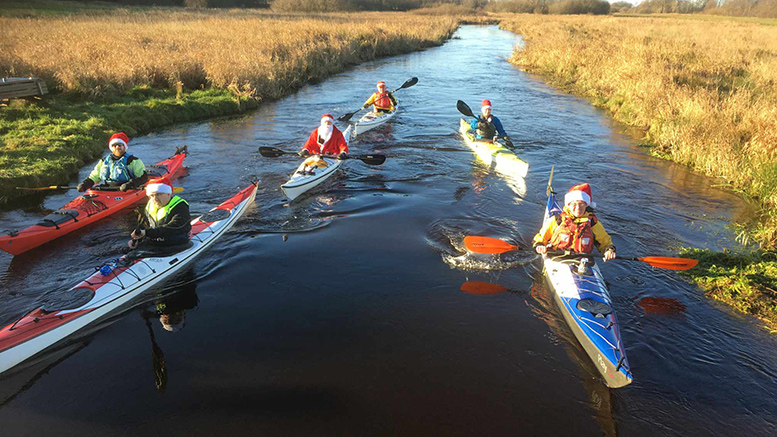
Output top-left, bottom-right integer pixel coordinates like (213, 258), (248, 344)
(470, 115), (507, 138)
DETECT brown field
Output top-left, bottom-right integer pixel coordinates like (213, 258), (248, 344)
(0, 9), (457, 98)
(502, 14), (777, 248)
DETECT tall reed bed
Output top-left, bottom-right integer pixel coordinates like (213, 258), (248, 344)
(0, 10), (457, 98)
(0, 9), (457, 203)
(502, 15), (777, 248)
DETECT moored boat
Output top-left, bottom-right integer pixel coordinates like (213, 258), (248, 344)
(0, 182), (258, 375)
(540, 188), (633, 388)
(281, 126), (352, 201)
(0, 148), (188, 256)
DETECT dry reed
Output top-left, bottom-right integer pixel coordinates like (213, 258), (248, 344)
(503, 14), (777, 247)
(0, 10), (457, 98)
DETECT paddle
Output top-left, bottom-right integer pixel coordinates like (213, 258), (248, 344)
(456, 100), (515, 149)
(16, 185), (77, 191)
(258, 146), (386, 165)
(460, 281), (508, 295)
(463, 236), (699, 271)
(338, 77), (419, 122)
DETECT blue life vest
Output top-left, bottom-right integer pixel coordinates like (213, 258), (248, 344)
(99, 155), (135, 184)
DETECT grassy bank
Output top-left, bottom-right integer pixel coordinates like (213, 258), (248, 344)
(0, 4), (457, 204)
(501, 14), (777, 249)
(501, 14), (777, 331)
(681, 248), (777, 332)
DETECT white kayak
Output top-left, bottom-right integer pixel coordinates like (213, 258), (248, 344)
(281, 126), (352, 201)
(353, 103), (398, 136)
(0, 182), (258, 375)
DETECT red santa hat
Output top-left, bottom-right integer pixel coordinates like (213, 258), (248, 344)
(377, 81), (386, 88)
(321, 114), (334, 123)
(481, 99), (492, 109)
(146, 177), (173, 195)
(564, 183), (596, 208)
(108, 132), (129, 149)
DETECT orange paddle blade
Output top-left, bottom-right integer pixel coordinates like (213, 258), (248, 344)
(460, 281), (508, 295)
(463, 236), (519, 254)
(637, 256), (698, 270)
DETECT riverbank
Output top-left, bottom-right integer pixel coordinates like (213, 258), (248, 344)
(501, 14), (777, 331)
(0, 4), (457, 204)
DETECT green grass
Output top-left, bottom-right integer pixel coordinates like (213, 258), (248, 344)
(681, 248), (777, 332)
(0, 88), (258, 204)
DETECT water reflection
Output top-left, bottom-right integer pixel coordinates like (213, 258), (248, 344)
(141, 274), (199, 394)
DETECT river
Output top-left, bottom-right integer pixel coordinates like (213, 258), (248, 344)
(0, 25), (775, 436)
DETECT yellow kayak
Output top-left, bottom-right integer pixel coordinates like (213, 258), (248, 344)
(459, 118), (529, 179)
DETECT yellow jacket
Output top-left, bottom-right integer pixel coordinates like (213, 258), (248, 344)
(532, 207), (615, 254)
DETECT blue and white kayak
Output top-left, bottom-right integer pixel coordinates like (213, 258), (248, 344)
(541, 190), (633, 388)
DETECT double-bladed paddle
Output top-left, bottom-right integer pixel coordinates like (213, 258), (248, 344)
(456, 99), (515, 149)
(338, 77), (419, 122)
(258, 146), (386, 165)
(463, 236), (698, 271)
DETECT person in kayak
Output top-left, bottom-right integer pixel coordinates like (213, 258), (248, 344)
(298, 114), (349, 159)
(362, 81), (397, 114)
(77, 132), (148, 192)
(128, 177), (191, 253)
(532, 183), (617, 261)
(469, 100), (514, 148)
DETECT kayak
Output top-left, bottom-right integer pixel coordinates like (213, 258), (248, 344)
(353, 103), (398, 136)
(540, 189), (633, 388)
(0, 148), (188, 256)
(0, 182), (258, 375)
(459, 118), (528, 179)
(281, 126), (352, 201)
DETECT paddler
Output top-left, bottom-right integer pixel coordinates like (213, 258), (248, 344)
(77, 132), (148, 192)
(469, 100), (514, 148)
(362, 81), (397, 114)
(298, 114), (349, 159)
(128, 177), (191, 253)
(533, 183), (617, 261)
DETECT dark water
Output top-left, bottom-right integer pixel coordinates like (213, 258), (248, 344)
(1, 26), (775, 436)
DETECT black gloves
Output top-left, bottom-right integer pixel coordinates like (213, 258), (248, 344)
(337, 152), (348, 160)
(77, 178), (95, 192)
(299, 149), (310, 157)
(120, 182), (133, 192)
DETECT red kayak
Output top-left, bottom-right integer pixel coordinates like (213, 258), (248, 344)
(0, 147), (188, 256)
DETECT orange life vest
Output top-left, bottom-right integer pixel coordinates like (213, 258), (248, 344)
(549, 212), (597, 253)
(373, 91), (393, 110)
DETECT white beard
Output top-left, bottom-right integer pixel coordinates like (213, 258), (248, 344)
(318, 124), (333, 148)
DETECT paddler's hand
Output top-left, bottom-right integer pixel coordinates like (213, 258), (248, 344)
(535, 245), (547, 254)
(603, 248), (616, 262)
(77, 178), (94, 193)
(128, 239), (138, 250)
(298, 149), (310, 157)
(337, 152), (348, 160)
(131, 229), (146, 240)
(119, 182), (133, 192)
